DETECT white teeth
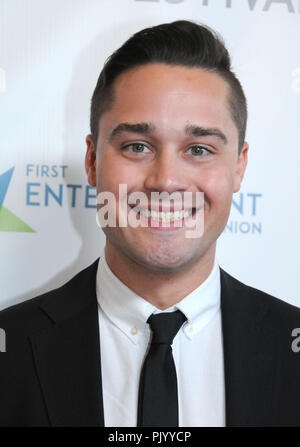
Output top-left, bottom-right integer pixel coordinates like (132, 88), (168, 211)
(136, 208), (193, 222)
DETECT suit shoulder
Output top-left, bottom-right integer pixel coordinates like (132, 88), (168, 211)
(0, 287), (59, 335)
(221, 268), (300, 323)
(0, 258), (99, 335)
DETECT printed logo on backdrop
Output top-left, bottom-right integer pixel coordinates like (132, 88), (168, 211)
(0, 165), (97, 233)
(1, 165), (262, 236)
(0, 168), (34, 232)
(25, 164), (96, 209)
(135, 0), (300, 13)
(224, 192), (262, 235)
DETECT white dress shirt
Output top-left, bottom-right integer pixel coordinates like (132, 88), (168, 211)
(96, 251), (225, 427)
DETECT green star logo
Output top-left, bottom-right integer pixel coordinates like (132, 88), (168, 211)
(0, 167), (35, 232)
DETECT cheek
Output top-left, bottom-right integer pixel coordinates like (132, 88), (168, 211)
(198, 164), (235, 205)
(97, 152), (139, 199)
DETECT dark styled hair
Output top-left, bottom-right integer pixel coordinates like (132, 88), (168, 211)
(90, 20), (247, 153)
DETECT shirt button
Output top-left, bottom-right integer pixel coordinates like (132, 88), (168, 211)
(186, 324), (194, 333)
(131, 326), (139, 335)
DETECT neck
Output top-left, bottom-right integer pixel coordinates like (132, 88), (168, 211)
(104, 242), (216, 310)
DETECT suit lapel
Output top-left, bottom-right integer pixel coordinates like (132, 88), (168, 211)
(30, 260), (105, 427)
(220, 269), (279, 427)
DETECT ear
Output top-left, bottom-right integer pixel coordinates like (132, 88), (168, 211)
(85, 135), (97, 187)
(234, 142), (249, 193)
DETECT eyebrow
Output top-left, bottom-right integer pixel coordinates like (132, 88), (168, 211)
(108, 122), (228, 144)
(185, 124), (228, 145)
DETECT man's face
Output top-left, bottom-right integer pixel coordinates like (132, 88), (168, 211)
(86, 63), (248, 273)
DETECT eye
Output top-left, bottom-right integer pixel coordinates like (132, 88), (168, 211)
(122, 143), (151, 154)
(187, 145), (212, 157)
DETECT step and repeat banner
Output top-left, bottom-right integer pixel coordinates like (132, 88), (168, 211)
(0, 0), (299, 310)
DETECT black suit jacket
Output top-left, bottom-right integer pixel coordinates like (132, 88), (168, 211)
(0, 258), (300, 427)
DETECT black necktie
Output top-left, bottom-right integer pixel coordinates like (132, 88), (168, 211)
(137, 309), (187, 427)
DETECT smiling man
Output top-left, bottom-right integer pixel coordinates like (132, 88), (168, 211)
(86, 61), (247, 306)
(0, 20), (300, 427)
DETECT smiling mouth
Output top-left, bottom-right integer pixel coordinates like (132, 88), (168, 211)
(129, 205), (197, 223)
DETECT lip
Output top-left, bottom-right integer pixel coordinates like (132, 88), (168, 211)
(128, 204), (197, 213)
(128, 204), (199, 231)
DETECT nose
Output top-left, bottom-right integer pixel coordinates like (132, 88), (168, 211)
(144, 150), (190, 194)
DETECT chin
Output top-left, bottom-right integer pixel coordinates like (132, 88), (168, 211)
(127, 244), (200, 274)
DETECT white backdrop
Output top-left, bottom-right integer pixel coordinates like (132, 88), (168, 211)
(0, 0), (299, 310)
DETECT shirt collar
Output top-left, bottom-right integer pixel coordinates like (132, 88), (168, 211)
(96, 250), (221, 344)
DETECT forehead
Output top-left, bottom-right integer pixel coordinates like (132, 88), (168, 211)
(101, 63), (235, 137)
(115, 63), (228, 94)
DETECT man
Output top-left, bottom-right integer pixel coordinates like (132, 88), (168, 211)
(0, 20), (300, 427)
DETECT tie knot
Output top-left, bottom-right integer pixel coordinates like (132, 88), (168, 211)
(147, 309), (187, 344)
